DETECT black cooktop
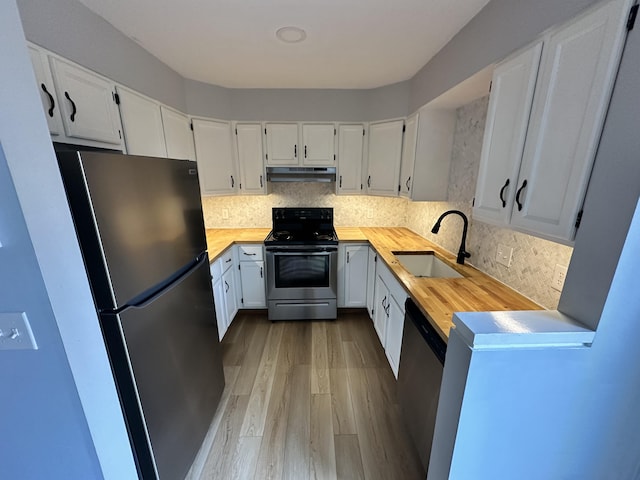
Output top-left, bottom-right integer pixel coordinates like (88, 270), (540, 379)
(264, 208), (338, 246)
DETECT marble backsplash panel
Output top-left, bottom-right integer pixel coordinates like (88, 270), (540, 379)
(202, 183), (408, 228)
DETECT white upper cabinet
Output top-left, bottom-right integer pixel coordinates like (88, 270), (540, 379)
(366, 119), (404, 197)
(510, 0), (631, 242)
(235, 123), (266, 194)
(116, 86), (167, 157)
(161, 106), (196, 161)
(265, 123), (299, 165)
(193, 118), (237, 196)
(302, 123), (335, 166)
(473, 41), (543, 224)
(398, 113), (418, 198)
(337, 124), (365, 195)
(50, 56), (122, 145)
(474, 0), (631, 243)
(27, 44), (64, 137)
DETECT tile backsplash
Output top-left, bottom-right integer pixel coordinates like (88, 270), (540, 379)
(202, 95), (573, 309)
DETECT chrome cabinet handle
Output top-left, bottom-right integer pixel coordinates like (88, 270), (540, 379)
(515, 179), (528, 211)
(499, 178), (510, 208)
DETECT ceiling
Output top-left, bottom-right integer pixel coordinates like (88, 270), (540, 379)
(75, 0), (491, 89)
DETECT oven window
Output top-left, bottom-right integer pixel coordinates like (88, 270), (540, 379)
(275, 254), (330, 288)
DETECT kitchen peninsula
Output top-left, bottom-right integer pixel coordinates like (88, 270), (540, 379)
(206, 226), (541, 341)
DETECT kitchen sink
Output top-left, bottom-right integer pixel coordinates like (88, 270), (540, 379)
(393, 251), (463, 279)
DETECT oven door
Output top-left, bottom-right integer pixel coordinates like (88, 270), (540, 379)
(266, 247), (338, 301)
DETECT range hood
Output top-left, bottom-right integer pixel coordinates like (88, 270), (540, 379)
(266, 166), (336, 183)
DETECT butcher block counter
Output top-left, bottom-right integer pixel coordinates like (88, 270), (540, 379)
(205, 227), (541, 341)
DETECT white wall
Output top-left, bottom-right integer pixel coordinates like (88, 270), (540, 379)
(1, 1), (137, 478)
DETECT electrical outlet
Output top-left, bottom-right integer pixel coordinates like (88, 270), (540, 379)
(0, 312), (37, 350)
(222, 209), (229, 220)
(366, 209), (373, 219)
(551, 264), (568, 291)
(496, 243), (513, 268)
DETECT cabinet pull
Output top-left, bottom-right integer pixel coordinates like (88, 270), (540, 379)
(260, 175), (263, 188)
(406, 176), (411, 191)
(339, 175), (343, 188)
(260, 267), (263, 278)
(347, 251), (350, 263)
(304, 145), (307, 158)
(224, 280), (229, 293)
(64, 91), (77, 122)
(41, 84), (55, 117)
(243, 252), (257, 256)
(294, 145), (297, 158)
(367, 175), (371, 188)
(385, 303), (390, 317)
(515, 179), (528, 211)
(225, 258), (232, 263)
(382, 295), (387, 309)
(499, 178), (510, 208)
(230, 175), (235, 188)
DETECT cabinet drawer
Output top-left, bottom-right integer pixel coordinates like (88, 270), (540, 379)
(219, 248), (234, 272)
(237, 244), (264, 261)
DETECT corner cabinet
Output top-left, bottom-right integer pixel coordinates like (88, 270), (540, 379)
(399, 109), (455, 201)
(366, 119), (404, 197)
(337, 124), (366, 195)
(235, 123), (266, 194)
(474, 0), (632, 243)
(193, 118), (238, 195)
(338, 243), (369, 308)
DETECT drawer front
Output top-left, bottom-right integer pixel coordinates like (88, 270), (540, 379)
(237, 244), (264, 261)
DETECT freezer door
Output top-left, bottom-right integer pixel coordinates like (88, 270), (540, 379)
(101, 258), (224, 480)
(58, 151), (207, 309)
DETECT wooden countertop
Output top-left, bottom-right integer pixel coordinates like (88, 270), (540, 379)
(205, 226), (541, 341)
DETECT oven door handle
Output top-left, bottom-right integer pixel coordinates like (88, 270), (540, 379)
(267, 248), (338, 255)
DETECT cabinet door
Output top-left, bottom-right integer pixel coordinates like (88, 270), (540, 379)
(27, 45), (64, 136)
(344, 245), (369, 307)
(399, 113), (419, 198)
(510, 0), (629, 242)
(116, 86), (167, 157)
(366, 248), (377, 319)
(222, 268), (238, 328)
(385, 295), (405, 379)
(367, 120), (404, 196)
(212, 278), (227, 341)
(337, 124), (365, 195)
(193, 119), (237, 195)
(161, 107), (196, 161)
(265, 123), (299, 165)
(236, 123), (266, 194)
(50, 57), (122, 145)
(302, 124), (335, 166)
(240, 261), (266, 308)
(373, 275), (389, 346)
(473, 42), (543, 226)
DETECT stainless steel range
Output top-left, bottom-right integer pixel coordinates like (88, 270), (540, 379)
(264, 208), (338, 321)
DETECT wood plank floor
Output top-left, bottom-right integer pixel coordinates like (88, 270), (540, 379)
(187, 310), (424, 480)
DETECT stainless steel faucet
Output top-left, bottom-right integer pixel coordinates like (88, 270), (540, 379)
(431, 210), (471, 265)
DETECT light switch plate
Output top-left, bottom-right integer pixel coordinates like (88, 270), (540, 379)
(496, 243), (513, 268)
(552, 264), (568, 291)
(0, 312), (38, 350)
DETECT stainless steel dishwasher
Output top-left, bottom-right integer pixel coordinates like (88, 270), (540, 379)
(397, 298), (447, 477)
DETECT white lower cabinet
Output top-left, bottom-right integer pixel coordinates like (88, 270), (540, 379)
(338, 243), (369, 308)
(366, 247), (377, 319)
(372, 259), (408, 378)
(211, 248), (238, 340)
(236, 244), (267, 308)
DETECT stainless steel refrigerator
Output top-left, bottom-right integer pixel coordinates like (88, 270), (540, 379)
(57, 150), (225, 480)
